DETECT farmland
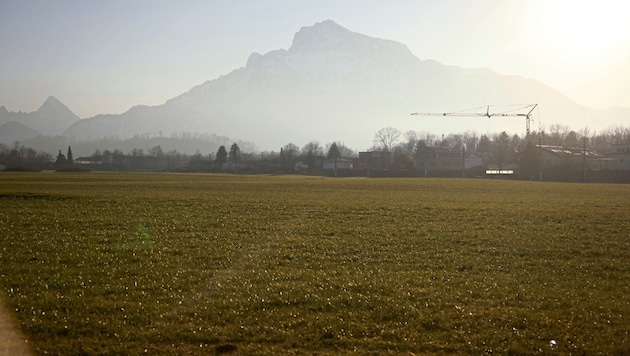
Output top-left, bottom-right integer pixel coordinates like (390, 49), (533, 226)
(0, 172), (628, 354)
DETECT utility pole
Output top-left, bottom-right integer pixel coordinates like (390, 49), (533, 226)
(462, 146), (466, 178)
(582, 137), (587, 183)
(538, 134), (543, 182)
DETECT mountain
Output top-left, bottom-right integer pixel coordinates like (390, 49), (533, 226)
(0, 121), (41, 143)
(0, 96), (80, 137)
(63, 20), (628, 150)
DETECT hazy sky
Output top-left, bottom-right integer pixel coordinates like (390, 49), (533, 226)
(1, 0), (629, 118)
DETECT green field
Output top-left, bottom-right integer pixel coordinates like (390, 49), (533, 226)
(0, 172), (628, 355)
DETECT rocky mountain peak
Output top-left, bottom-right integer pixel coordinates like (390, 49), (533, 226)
(36, 96), (80, 120)
(289, 20), (360, 52)
(38, 95), (65, 111)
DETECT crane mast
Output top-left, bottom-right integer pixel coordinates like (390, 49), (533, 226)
(411, 104), (538, 137)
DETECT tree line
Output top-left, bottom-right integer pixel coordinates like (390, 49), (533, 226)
(0, 142), (53, 171)
(1, 123), (629, 174)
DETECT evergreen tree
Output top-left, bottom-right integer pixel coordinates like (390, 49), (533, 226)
(55, 150), (67, 167)
(215, 146), (227, 165)
(67, 146), (74, 164)
(229, 143), (240, 164)
(278, 148), (285, 162)
(327, 142), (341, 159)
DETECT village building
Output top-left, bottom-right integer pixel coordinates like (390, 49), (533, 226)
(322, 158), (353, 171)
(603, 144), (630, 171)
(354, 151), (391, 171)
(415, 146), (463, 176)
(537, 145), (606, 171)
(294, 161), (309, 171)
(74, 157), (102, 166)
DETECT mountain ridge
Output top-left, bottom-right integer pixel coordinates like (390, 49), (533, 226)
(0, 121), (41, 143)
(2, 20), (628, 151)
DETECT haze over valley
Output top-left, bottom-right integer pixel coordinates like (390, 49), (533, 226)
(1, 1), (629, 155)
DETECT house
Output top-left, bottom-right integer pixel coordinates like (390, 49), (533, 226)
(354, 151), (391, 171)
(464, 152), (489, 170)
(322, 158), (353, 171)
(604, 144), (630, 171)
(294, 161), (309, 171)
(415, 146), (463, 176)
(74, 157), (102, 165)
(537, 145), (606, 171)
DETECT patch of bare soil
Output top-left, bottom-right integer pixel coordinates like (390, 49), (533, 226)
(0, 300), (30, 355)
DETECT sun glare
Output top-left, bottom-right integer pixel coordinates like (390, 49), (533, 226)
(534, 1), (630, 61)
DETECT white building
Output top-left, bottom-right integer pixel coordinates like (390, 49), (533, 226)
(605, 144), (630, 171)
(322, 158), (353, 171)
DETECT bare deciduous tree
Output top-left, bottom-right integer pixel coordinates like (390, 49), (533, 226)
(283, 143), (300, 160)
(302, 141), (323, 169)
(548, 123), (570, 146)
(373, 127), (401, 152)
(401, 130), (418, 155)
(301, 141), (323, 157)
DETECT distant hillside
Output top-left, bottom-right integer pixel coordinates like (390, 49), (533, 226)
(0, 121), (41, 143)
(21, 133), (256, 158)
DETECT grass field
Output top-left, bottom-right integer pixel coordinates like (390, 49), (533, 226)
(0, 172), (628, 355)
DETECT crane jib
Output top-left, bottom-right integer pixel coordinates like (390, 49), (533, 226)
(410, 104), (538, 136)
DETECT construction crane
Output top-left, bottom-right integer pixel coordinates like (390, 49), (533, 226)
(411, 104), (538, 137)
